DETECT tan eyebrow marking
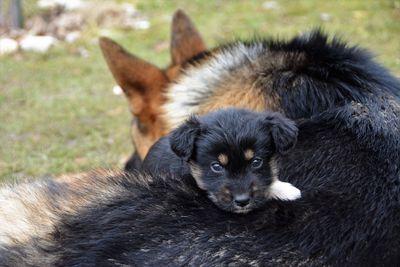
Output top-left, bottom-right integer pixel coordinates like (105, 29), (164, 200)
(244, 149), (254, 160)
(217, 153), (229, 165)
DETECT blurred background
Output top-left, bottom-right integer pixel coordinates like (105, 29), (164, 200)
(0, 0), (399, 182)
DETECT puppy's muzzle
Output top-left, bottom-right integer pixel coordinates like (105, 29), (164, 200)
(233, 193), (250, 207)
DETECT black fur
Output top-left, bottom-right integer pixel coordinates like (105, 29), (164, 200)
(82, 99), (397, 266)
(169, 116), (201, 161)
(3, 98), (398, 266)
(142, 136), (187, 176)
(264, 31), (400, 115)
(2, 31), (400, 266)
(263, 112), (298, 154)
(146, 109), (300, 213)
(184, 31), (400, 117)
(169, 110), (298, 160)
(124, 151), (142, 171)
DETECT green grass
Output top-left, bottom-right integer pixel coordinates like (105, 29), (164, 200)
(1, 0), (399, 182)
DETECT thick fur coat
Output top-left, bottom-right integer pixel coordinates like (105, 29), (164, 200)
(162, 31), (400, 129)
(2, 99), (400, 266)
(1, 26), (400, 266)
(144, 109), (302, 213)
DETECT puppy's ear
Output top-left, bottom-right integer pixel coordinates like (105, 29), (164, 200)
(263, 113), (298, 154)
(170, 116), (201, 161)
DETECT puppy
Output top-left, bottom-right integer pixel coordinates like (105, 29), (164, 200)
(143, 108), (301, 213)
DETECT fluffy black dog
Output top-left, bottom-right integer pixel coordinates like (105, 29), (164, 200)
(143, 108), (301, 213)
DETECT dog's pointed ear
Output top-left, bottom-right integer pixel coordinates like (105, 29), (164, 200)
(170, 9), (207, 65)
(263, 113), (298, 154)
(99, 37), (168, 116)
(170, 116), (201, 161)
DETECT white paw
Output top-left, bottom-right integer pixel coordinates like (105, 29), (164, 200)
(268, 180), (301, 201)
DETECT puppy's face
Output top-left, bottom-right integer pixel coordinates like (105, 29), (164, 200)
(170, 109), (299, 213)
(191, 137), (274, 213)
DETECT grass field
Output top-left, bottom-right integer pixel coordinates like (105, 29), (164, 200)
(1, 0), (399, 182)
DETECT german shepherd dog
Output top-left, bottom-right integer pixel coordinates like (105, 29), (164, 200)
(143, 108), (301, 213)
(1, 9), (400, 266)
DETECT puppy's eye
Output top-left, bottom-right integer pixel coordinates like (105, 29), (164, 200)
(210, 162), (224, 173)
(251, 158), (263, 169)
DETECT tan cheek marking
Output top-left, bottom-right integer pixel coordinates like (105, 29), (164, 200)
(219, 188), (232, 202)
(269, 156), (279, 182)
(189, 162), (205, 189)
(218, 153), (229, 165)
(244, 149), (254, 160)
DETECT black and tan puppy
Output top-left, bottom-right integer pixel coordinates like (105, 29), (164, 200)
(143, 108), (301, 213)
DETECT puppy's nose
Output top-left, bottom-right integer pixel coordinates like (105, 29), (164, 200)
(234, 194), (250, 207)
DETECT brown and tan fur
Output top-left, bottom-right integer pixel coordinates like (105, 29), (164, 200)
(100, 10), (207, 159)
(191, 74), (272, 117)
(99, 10), (281, 160)
(0, 170), (135, 248)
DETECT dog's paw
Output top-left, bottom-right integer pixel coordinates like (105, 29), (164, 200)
(268, 180), (301, 201)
